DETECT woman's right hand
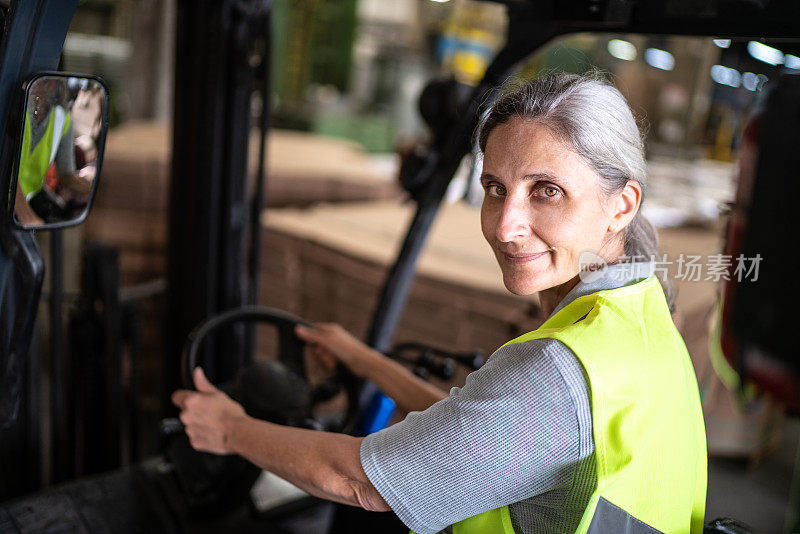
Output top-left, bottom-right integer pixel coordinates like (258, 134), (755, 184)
(294, 323), (380, 378)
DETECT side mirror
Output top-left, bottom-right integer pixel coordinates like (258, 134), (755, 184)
(8, 72), (109, 230)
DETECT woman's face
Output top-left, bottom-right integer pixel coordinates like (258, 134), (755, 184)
(480, 116), (623, 296)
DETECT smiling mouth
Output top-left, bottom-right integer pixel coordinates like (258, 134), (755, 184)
(502, 251), (550, 264)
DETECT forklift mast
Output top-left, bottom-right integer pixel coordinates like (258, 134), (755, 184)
(165, 0), (271, 405)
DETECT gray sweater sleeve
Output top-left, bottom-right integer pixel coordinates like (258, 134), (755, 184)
(360, 338), (592, 534)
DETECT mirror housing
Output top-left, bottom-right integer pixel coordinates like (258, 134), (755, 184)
(7, 72), (109, 230)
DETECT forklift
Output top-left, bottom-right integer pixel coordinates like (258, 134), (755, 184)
(0, 0), (798, 532)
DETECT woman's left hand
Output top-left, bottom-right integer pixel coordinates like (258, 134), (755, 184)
(171, 367), (249, 455)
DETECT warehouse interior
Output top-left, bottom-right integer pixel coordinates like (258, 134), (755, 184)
(0, 0), (798, 532)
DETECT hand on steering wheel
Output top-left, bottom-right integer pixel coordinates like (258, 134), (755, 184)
(172, 367), (248, 455)
(170, 306), (361, 436)
(295, 322), (383, 379)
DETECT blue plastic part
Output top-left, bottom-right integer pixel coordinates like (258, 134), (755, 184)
(357, 391), (396, 436)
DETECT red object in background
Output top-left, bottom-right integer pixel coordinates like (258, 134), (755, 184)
(719, 115), (761, 366)
(720, 107), (800, 413)
(45, 161), (58, 191)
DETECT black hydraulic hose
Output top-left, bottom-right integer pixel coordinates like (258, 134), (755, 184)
(248, 5), (271, 306)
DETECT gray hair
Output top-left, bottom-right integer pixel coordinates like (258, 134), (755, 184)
(476, 72), (675, 310)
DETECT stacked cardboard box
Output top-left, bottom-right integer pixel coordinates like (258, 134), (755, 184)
(84, 121), (401, 285)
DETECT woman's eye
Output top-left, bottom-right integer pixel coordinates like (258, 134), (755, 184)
(535, 184), (560, 199)
(486, 184), (506, 197)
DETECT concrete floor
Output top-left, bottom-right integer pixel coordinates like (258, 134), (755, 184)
(706, 417), (799, 534)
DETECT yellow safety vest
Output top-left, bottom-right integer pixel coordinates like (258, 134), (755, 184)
(18, 107), (72, 198)
(448, 275), (707, 533)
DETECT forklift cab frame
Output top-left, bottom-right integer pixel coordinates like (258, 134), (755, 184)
(0, 0), (798, 532)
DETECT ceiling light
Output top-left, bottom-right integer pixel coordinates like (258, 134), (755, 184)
(645, 48), (675, 71)
(742, 72), (758, 91)
(747, 41), (784, 66)
(785, 54), (800, 70)
(710, 65), (741, 87)
(607, 39), (637, 61)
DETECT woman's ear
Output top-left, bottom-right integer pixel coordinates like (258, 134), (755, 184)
(608, 180), (642, 233)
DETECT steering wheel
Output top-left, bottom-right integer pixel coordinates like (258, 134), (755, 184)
(160, 306), (360, 517)
(180, 305), (359, 434)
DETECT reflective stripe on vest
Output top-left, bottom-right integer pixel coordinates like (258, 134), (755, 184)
(445, 275), (707, 534)
(19, 107), (71, 198)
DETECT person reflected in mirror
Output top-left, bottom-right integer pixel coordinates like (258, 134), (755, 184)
(172, 73), (707, 534)
(16, 77), (92, 224)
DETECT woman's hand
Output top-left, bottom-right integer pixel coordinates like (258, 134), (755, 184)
(297, 323), (447, 413)
(171, 367), (249, 455)
(294, 323), (380, 378)
(173, 366), (389, 512)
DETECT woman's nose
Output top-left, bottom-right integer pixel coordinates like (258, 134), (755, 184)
(495, 198), (529, 243)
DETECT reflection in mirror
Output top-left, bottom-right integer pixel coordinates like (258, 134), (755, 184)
(13, 75), (107, 229)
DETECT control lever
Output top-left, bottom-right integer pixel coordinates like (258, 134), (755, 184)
(387, 342), (486, 381)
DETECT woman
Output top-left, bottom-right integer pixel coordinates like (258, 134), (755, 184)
(172, 73), (707, 533)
